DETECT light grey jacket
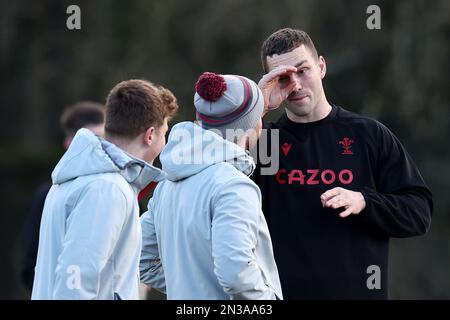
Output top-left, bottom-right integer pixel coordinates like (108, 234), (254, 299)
(32, 129), (165, 300)
(140, 122), (282, 300)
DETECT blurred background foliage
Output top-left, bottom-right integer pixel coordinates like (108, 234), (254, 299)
(0, 0), (449, 299)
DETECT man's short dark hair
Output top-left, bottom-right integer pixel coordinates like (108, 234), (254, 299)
(105, 79), (178, 139)
(261, 28), (319, 73)
(60, 101), (105, 138)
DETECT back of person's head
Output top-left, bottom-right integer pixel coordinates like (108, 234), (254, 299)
(261, 28), (318, 72)
(194, 72), (264, 143)
(105, 79), (178, 140)
(60, 101), (105, 148)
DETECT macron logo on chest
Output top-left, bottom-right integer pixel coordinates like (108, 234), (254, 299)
(281, 142), (292, 156)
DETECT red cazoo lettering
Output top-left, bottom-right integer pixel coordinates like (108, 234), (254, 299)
(275, 169), (354, 185)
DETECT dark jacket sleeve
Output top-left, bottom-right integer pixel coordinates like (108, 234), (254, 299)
(357, 122), (433, 238)
(21, 182), (51, 291)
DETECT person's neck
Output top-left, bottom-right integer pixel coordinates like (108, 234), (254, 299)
(286, 98), (332, 123)
(105, 135), (152, 165)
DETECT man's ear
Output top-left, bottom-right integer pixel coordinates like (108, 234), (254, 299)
(318, 55), (327, 79)
(144, 127), (156, 146)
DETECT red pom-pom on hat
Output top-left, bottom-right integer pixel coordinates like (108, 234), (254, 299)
(195, 72), (227, 102)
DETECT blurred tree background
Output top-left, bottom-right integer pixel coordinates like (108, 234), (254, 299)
(0, 0), (448, 299)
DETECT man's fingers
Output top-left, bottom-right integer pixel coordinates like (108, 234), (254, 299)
(326, 197), (348, 209)
(260, 66), (297, 85)
(323, 195), (337, 207)
(321, 187), (360, 217)
(339, 207), (354, 218)
(270, 65), (297, 76)
(321, 187), (341, 203)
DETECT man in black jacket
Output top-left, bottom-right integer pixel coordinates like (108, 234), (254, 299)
(253, 28), (433, 299)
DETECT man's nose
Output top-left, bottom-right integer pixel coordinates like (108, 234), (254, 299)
(290, 73), (302, 91)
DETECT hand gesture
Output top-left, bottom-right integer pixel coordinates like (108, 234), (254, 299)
(320, 187), (366, 218)
(258, 66), (298, 116)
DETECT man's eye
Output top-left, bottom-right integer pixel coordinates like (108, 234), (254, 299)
(298, 68), (308, 74)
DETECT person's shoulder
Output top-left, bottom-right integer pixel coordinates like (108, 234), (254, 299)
(334, 106), (402, 149)
(334, 105), (387, 131)
(262, 117), (282, 130)
(223, 165), (260, 191)
(335, 105), (377, 123)
(207, 162), (246, 180)
(204, 162), (257, 189)
(74, 172), (133, 200)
